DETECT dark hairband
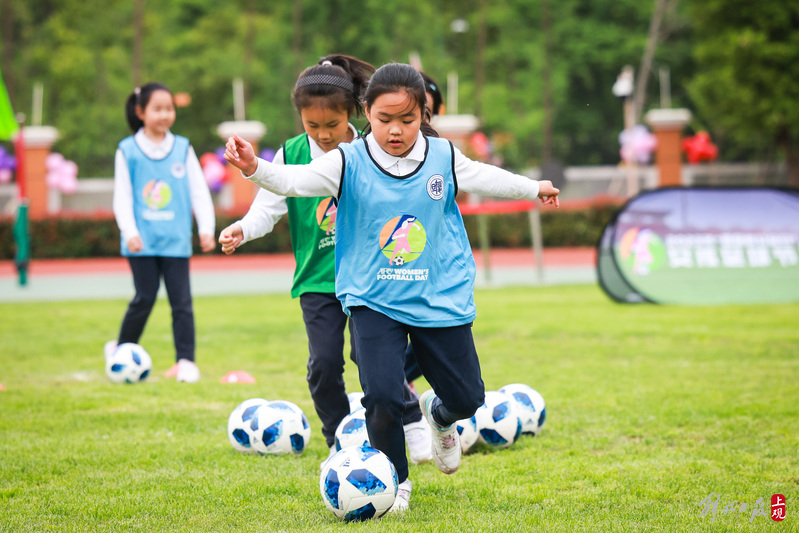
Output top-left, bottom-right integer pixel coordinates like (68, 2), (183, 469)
(295, 74), (354, 92)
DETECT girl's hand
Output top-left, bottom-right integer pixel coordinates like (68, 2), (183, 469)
(224, 134), (258, 176)
(199, 233), (216, 253)
(218, 224), (244, 255)
(537, 180), (560, 208)
(127, 236), (143, 253)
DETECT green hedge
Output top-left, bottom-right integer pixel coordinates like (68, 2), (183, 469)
(0, 205), (619, 260)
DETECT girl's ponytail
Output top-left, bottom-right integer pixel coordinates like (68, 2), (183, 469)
(292, 54), (375, 118)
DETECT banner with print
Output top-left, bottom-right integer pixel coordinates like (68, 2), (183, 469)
(597, 187), (799, 304)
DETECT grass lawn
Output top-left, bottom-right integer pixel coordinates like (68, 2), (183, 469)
(0, 284), (797, 532)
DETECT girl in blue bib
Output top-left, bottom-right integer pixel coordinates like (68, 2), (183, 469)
(224, 64), (559, 511)
(108, 82), (215, 383)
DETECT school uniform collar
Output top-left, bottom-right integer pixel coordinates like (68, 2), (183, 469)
(365, 131), (427, 171)
(308, 123), (358, 159)
(134, 129), (175, 160)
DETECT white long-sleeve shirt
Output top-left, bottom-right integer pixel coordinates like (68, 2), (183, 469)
(113, 129), (215, 244)
(235, 124), (359, 245)
(244, 131), (540, 200)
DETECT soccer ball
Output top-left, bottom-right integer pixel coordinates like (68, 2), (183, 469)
(320, 444), (398, 521)
(250, 400), (311, 455)
(456, 416), (480, 453)
(335, 408), (370, 451)
(227, 398), (269, 453)
(105, 343), (152, 384)
(474, 391), (522, 448)
(347, 391), (364, 413)
(499, 383), (547, 436)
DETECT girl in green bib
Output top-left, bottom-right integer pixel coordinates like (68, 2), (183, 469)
(219, 55), (432, 469)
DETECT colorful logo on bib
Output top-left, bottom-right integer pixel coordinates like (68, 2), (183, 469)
(316, 197), (338, 235)
(142, 180), (172, 210)
(379, 215), (426, 266)
(618, 227), (666, 276)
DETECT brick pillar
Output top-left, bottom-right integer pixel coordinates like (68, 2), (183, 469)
(430, 114), (479, 152)
(216, 120), (267, 213)
(19, 126), (59, 219)
(644, 109), (692, 187)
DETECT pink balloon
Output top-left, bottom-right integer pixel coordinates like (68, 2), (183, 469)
(0, 168), (11, 184)
(45, 152), (65, 171)
(46, 170), (60, 188)
(62, 160), (79, 177)
(60, 172), (79, 194)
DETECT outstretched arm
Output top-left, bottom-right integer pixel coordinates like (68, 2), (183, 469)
(224, 134), (342, 198)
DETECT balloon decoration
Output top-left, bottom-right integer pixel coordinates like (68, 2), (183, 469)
(619, 125), (657, 165)
(682, 131), (718, 164)
(45, 152), (79, 194)
(200, 151), (228, 193)
(260, 148), (276, 163)
(0, 145), (16, 184)
(469, 132), (491, 161)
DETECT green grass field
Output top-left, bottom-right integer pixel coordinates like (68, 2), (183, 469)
(1, 285), (797, 532)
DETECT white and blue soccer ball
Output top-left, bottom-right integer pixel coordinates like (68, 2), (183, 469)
(320, 444), (398, 521)
(105, 343), (152, 384)
(250, 400), (311, 455)
(499, 383), (547, 436)
(347, 391), (364, 413)
(227, 398), (269, 453)
(456, 416), (480, 453)
(474, 391), (522, 448)
(335, 407), (370, 451)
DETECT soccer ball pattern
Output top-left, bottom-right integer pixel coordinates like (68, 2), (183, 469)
(499, 383), (547, 436)
(335, 408), (370, 451)
(105, 343), (152, 384)
(474, 391), (522, 448)
(227, 398), (269, 453)
(250, 400), (311, 455)
(347, 391), (364, 413)
(456, 416), (480, 453)
(320, 444), (398, 521)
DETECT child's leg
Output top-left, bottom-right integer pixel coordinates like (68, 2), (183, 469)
(299, 292), (350, 449)
(161, 257), (195, 362)
(349, 306), (410, 483)
(409, 324), (485, 427)
(118, 256), (161, 344)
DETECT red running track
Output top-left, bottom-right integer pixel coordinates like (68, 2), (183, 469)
(0, 247), (595, 278)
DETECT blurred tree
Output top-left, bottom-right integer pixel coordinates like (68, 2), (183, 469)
(687, 0), (799, 186)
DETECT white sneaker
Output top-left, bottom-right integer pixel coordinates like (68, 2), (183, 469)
(404, 420), (433, 464)
(176, 359), (200, 383)
(103, 340), (118, 362)
(389, 479), (412, 513)
(419, 389), (461, 474)
(320, 445), (336, 470)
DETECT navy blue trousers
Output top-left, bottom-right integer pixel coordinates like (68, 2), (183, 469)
(118, 256), (195, 362)
(350, 306), (485, 483)
(300, 293), (424, 448)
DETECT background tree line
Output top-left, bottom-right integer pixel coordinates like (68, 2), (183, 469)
(1, 0), (797, 184)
